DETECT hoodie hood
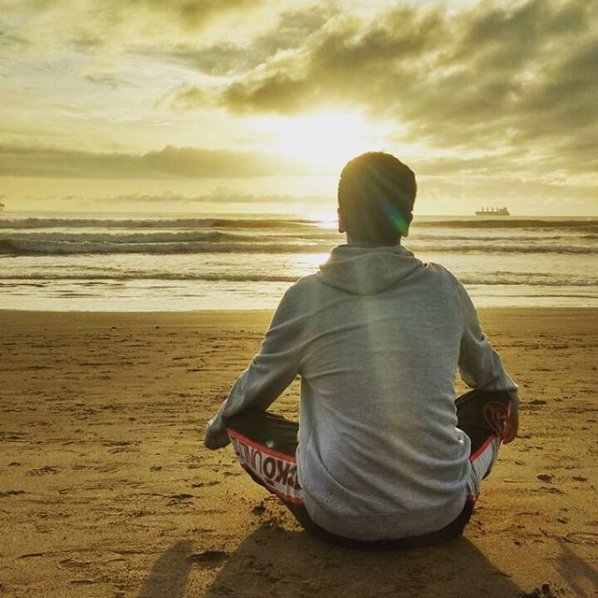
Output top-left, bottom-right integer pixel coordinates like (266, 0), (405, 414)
(317, 244), (424, 295)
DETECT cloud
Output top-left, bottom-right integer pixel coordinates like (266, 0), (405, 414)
(84, 74), (132, 89)
(153, 0), (257, 30)
(219, 6), (446, 114)
(157, 85), (208, 112)
(210, 0), (597, 181)
(32, 0), (258, 32)
(156, 6), (335, 76)
(93, 190), (327, 205)
(142, 146), (318, 177)
(0, 0), (265, 61)
(0, 28), (28, 49)
(0, 144), (321, 178)
(155, 6), (336, 112)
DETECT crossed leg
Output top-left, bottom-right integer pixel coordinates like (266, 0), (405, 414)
(225, 389), (512, 548)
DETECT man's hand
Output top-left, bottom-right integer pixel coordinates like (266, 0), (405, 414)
(502, 401), (519, 444)
(204, 421), (231, 450)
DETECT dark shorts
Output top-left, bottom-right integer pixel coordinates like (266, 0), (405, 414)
(226, 389), (512, 549)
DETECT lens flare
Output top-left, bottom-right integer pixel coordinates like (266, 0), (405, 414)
(381, 199), (410, 236)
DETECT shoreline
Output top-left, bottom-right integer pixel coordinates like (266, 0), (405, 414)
(1, 307), (597, 334)
(2, 307), (597, 338)
(2, 306), (597, 315)
(1, 307), (597, 596)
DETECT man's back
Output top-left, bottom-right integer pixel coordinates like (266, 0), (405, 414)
(285, 245), (473, 540)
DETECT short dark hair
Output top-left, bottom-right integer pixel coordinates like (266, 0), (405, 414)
(338, 152), (417, 244)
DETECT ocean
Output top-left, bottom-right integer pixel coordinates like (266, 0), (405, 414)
(1, 213), (596, 311)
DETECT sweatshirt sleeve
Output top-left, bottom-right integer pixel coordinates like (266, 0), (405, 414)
(206, 289), (305, 436)
(455, 278), (519, 404)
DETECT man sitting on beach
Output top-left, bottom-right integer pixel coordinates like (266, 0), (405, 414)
(204, 152), (519, 547)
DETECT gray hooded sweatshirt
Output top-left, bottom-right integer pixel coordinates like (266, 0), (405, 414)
(208, 245), (518, 540)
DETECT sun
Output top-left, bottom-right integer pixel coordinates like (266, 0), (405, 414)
(256, 110), (391, 171)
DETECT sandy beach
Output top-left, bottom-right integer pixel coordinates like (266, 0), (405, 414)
(0, 308), (596, 597)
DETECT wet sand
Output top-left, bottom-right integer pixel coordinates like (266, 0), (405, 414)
(0, 309), (597, 597)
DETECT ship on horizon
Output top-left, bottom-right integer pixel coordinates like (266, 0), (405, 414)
(475, 206), (510, 216)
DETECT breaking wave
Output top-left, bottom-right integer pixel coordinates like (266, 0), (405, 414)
(1, 216), (596, 233)
(1, 237), (595, 256)
(0, 239), (326, 255)
(0, 272), (301, 283)
(1, 271), (595, 287)
(0, 217), (313, 230)
(422, 219), (598, 233)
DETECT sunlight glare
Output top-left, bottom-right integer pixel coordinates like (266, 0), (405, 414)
(299, 252), (330, 273)
(259, 111), (391, 171)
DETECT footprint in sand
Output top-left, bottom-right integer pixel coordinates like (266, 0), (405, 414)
(70, 579), (95, 586)
(0, 490), (26, 497)
(537, 473), (553, 482)
(187, 550), (228, 566)
(27, 466), (58, 476)
(252, 504), (267, 516)
(563, 532), (598, 546)
(166, 493), (194, 506)
(59, 559), (91, 570)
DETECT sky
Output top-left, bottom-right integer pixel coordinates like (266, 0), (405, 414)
(0, 0), (596, 217)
